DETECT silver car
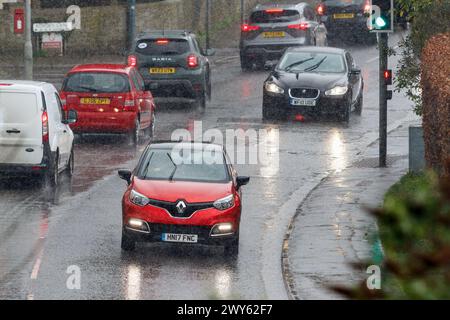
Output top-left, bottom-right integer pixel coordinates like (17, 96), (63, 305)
(240, 3), (328, 70)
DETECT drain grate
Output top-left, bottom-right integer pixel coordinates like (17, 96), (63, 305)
(352, 155), (407, 168)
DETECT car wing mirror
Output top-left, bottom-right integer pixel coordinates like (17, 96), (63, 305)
(264, 61), (277, 71)
(118, 169), (132, 185)
(351, 67), (361, 75)
(236, 176), (250, 189)
(62, 109), (78, 125)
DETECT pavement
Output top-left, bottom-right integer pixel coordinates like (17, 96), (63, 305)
(282, 119), (419, 300)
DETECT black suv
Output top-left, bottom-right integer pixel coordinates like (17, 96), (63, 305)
(316, 0), (377, 44)
(240, 3), (328, 70)
(128, 30), (215, 109)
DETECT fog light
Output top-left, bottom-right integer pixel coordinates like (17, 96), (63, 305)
(127, 218), (150, 233)
(211, 223), (234, 236)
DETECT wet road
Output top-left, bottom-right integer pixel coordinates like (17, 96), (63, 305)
(0, 32), (413, 300)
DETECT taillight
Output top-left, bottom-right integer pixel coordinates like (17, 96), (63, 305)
(156, 39), (169, 45)
(128, 55), (137, 67)
(317, 3), (325, 16)
(123, 94), (136, 112)
(265, 8), (284, 14)
(187, 54), (199, 69)
(288, 23), (309, 30)
(42, 111), (49, 143)
(241, 24), (260, 32)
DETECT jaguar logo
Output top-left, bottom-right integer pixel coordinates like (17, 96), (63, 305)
(302, 89), (307, 94)
(176, 201), (187, 214)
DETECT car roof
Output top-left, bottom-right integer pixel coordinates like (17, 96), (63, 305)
(0, 80), (50, 92)
(149, 141), (224, 152)
(137, 30), (193, 41)
(253, 3), (307, 11)
(286, 46), (346, 54)
(68, 64), (132, 74)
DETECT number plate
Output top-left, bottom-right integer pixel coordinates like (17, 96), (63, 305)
(150, 67), (176, 74)
(80, 98), (111, 105)
(263, 31), (285, 38)
(161, 233), (198, 243)
(290, 98), (316, 106)
(333, 13), (355, 19)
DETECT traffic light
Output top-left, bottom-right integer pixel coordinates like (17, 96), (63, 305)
(370, 0), (394, 32)
(384, 69), (392, 85)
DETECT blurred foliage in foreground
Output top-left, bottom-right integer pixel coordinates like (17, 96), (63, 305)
(332, 167), (450, 299)
(394, 0), (450, 116)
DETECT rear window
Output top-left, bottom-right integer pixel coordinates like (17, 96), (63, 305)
(0, 92), (38, 124)
(63, 72), (130, 93)
(323, 0), (365, 6)
(135, 39), (190, 55)
(250, 9), (301, 24)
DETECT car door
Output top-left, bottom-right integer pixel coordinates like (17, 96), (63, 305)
(345, 52), (361, 103)
(48, 87), (71, 170)
(136, 70), (155, 120)
(131, 70), (151, 128)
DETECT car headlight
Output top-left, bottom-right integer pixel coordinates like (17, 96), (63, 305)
(264, 82), (284, 95)
(213, 194), (235, 211)
(325, 86), (348, 96)
(129, 189), (150, 207)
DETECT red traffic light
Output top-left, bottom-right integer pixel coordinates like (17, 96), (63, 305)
(384, 69), (392, 85)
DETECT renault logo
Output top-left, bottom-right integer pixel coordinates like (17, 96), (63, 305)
(176, 201), (187, 214)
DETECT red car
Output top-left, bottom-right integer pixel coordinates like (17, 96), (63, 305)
(60, 64), (156, 144)
(118, 141), (250, 255)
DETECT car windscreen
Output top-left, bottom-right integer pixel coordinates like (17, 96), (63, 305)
(0, 92), (38, 124)
(323, 0), (365, 6)
(278, 52), (346, 73)
(135, 39), (190, 55)
(63, 72), (130, 93)
(138, 148), (229, 183)
(250, 9), (301, 24)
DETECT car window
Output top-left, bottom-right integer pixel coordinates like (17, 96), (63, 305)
(250, 9), (301, 24)
(135, 39), (190, 55)
(63, 72), (131, 93)
(138, 148), (229, 183)
(54, 93), (65, 122)
(323, 0), (365, 6)
(278, 52), (346, 73)
(130, 70), (141, 92)
(346, 52), (355, 68)
(134, 70), (146, 91)
(0, 92), (38, 124)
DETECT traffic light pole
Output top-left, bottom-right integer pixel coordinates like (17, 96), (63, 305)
(24, 0), (33, 80)
(378, 32), (388, 167)
(205, 0), (210, 50)
(128, 0), (136, 51)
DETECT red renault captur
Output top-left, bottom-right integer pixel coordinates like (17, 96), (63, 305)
(60, 64), (156, 144)
(118, 141), (250, 255)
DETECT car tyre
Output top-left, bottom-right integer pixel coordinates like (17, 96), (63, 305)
(129, 118), (140, 146)
(240, 55), (252, 71)
(224, 234), (239, 257)
(355, 94), (363, 116)
(45, 152), (59, 187)
(121, 230), (136, 251)
(64, 148), (74, 177)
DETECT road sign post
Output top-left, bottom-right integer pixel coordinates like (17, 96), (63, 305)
(378, 33), (388, 167)
(24, 0), (33, 80)
(205, 0), (211, 50)
(128, 0), (136, 51)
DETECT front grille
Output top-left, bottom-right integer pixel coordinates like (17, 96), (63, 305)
(149, 223), (212, 240)
(290, 88), (320, 99)
(148, 199), (214, 218)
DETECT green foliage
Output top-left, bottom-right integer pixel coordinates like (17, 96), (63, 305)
(393, 0), (450, 116)
(332, 172), (450, 299)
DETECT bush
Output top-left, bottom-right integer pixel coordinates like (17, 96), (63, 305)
(332, 170), (450, 299)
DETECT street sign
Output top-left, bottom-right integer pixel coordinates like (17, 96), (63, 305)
(33, 22), (73, 33)
(369, 0), (394, 33)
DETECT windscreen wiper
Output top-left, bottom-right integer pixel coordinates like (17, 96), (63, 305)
(304, 57), (327, 73)
(78, 85), (100, 92)
(284, 58), (314, 72)
(167, 153), (178, 181)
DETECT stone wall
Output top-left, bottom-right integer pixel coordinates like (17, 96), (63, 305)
(0, 0), (318, 57)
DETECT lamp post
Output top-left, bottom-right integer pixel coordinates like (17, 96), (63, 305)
(24, 0), (33, 80)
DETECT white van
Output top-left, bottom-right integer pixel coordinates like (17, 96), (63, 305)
(0, 81), (77, 186)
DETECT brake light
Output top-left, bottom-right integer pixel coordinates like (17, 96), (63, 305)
(317, 3), (325, 16)
(265, 9), (284, 13)
(127, 55), (137, 67)
(122, 94), (136, 112)
(156, 39), (169, 45)
(241, 24), (260, 32)
(42, 111), (49, 143)
(288, 23), (309, 30)
(187, 54), (199, 68)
